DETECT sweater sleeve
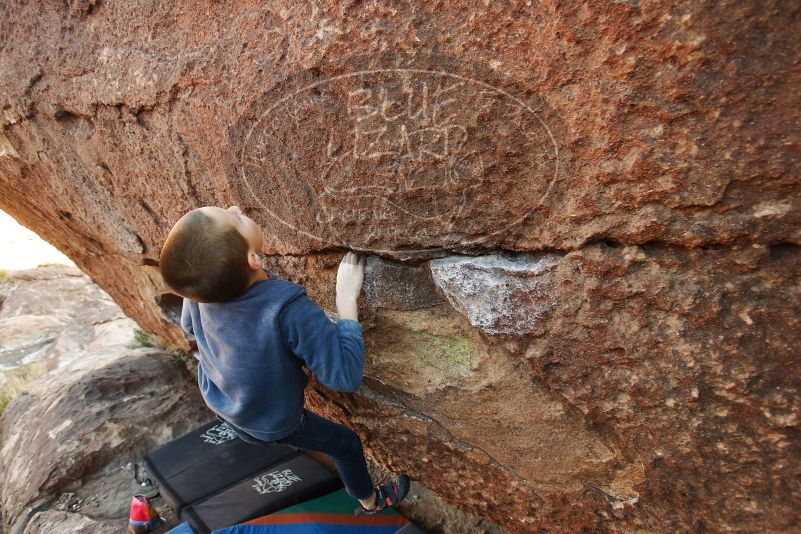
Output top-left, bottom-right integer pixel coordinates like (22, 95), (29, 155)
(278, 290), (365, 392)
(180, 297), (194, 335)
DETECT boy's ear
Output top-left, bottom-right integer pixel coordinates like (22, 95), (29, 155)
(247, 251), (261, 270)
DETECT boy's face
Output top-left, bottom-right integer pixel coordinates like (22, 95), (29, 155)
(198, 205), (264, 259)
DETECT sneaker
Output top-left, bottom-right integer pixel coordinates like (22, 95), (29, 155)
(354, 474), (411, 516)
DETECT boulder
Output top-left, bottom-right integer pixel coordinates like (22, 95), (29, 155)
(301, 242), (800, 532)
(0, 1), (799, 531)
(23, 510), (122, 534)
(0, 265), (136, 385)
(1, 0), (798, 347)
(0, 346), (211, 533)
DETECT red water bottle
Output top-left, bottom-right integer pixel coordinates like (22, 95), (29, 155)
(127, 494), (165, 533)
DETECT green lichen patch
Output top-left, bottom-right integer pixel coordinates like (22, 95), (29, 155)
(0, 360), (48, 419)
(409, 330), (474, 370)
(128, 328), (196, 376)
(130, 328), (156, 348)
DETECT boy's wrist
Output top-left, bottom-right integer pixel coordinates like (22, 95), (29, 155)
(336, 294), (359, 321)
(336, 303), (358, 322)
(337, 310), (358, 321)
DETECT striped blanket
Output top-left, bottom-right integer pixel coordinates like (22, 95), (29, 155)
(210, 488), (411, 534)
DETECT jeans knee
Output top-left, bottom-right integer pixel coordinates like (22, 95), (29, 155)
(336, 428), (363, 458)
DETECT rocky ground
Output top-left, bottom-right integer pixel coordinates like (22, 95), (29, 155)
(0, 265), (506, 533)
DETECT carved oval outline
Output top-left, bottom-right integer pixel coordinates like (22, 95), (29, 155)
(238, 68), (560, 255)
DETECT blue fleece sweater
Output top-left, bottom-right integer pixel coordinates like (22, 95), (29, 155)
(180, 269), (365, 441)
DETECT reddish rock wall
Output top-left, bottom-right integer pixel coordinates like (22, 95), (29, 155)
(1, 1), (799, 532)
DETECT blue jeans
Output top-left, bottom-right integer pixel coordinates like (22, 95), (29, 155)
(229, 409), (375, 500)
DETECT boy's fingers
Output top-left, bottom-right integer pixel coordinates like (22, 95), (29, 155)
(343, 251), (367, 266)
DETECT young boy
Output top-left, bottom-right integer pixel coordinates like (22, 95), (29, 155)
(159, 205), (409, 515)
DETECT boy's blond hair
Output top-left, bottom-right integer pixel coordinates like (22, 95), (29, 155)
(159, 209), (251, 302)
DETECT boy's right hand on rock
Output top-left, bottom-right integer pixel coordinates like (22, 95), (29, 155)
(336, 252), (365, 303)
(336, 252), (365, 322)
